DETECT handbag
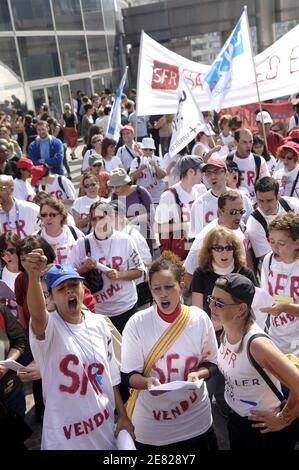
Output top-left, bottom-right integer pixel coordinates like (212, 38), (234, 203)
(126, 305), (190, 418)
(82, 238), (104, 294)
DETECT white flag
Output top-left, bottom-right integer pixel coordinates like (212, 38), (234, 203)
(168, 73), (206, 158)
(203, 8), (255, 112)
(106, 67), (128, 141)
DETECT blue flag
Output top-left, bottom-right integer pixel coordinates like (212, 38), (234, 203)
(203, 9), (254, 112)
(106, 67), (128, 141)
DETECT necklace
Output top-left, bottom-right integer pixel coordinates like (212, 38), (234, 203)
(59, 311), (103, 384)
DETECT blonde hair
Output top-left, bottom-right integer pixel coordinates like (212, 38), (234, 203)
(198, 226), (245, 271)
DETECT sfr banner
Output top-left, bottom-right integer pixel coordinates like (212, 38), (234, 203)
(136, 26), (299, 116)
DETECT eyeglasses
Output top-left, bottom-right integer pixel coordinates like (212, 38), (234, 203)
(280, 156), (294, 161)
(92, 163), (102, 167)
(40, 212), (60, 218)
(2, 247), (16, 255)
(207, 295), (239, 309)
(227, 168), (239, 174)
(84, 182), (98, 189)
(223, 209), (246, 216)
(212, 245), (234, 252)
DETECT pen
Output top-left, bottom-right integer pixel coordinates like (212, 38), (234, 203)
(240, 399), (257, 406)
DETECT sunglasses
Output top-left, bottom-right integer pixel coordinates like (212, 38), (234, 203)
(280, 156), (294, 161)
(224, 209), (246, 216)
(84, 182), (97, 189)
(207, 295), (239, 309)
(2, 247), (16, 255)
(92, 139), (102, 144)
(212, 245), (234, 252)
(228, 168), (239, 173)
(40, 212), (60, 218)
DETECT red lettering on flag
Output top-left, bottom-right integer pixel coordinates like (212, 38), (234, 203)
(152, 61), (179, 90)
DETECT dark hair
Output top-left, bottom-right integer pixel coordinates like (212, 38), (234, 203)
(17, 235), (56, 271)
(229, 115), (242, 130)
(226, 161), (240, 187)
(84, 103), (93, 112)
(254, 176), (279, 196)
(218, 190), (242, 209)
(101, 137), (117, 158)
(82, 172), (98, 185)
(0, 231), (20, 266)
(149, 251), (185, 284)
(89, 200), (113, 219)
(234, 128), (252, 142)
(252, 134), (271, 162)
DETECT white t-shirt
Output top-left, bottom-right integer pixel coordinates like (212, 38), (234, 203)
(155, 182), (207, 239)
(39, 225), (84, 264)
(0, 266), (19, 319)
(95, 115), (110, 134)
(219, 132), (235, 149)
(43, 175), (77, 207)
(261, 253), (299, 356)
(29, 310), (120, 450)
(13, 179), (36, 202)
(69, 231), (145, 316)
(82, 148), (96, 173)
(0, 198), (40, 238)
(217, 323), (282, 417)
(124, 225), (152, 285)
(184, 219), (247, 275)
(72, 195), (100, 234)
(103, 156), (123, 174)
(116, 144), (138, 173)
(274, 165), (299, 198)
(130, 156), (166, 203)
(191, 141), (210, 156)
(247, 197), (299, 258)
(264, 155), (278, 175)
(121, 305), (218, 446)
(288, 114), (299, 131)
(229, 153), (270, 201)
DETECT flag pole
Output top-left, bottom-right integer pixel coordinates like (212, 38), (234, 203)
(244, 5), (269, 152)
(135, 30), (145, 141)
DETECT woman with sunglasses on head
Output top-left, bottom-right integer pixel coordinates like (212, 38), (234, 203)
(121, 251), (219, 451)
(191, 226), (257, 417)
(0, 231), (21, 319)
(101, 137), (123, 173)
(274, 142), (299, 198)
(211, 273), (299, 450)
(38, 196), (84, 265)
(73, 173), (100, 234)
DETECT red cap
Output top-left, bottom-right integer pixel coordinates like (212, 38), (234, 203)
(202, 159), (227, 172)
(16, 157), (33, 171)
(120, 125), (135, 135)
(31, 165), (47, 186)
(287, 129), (299, 141)
(280, 141), (299, 155)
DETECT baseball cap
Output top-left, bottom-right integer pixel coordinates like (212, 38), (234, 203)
(45, 264), (84, 289)
(120, 125), (135, 135)
(279, 141), (299, 154)
(140, 137), (156, 150)
(287, 129), (299, 143)
(216, 273), (255, 306)
(255, 111), (273, 124)
(88, 154), (103, 167)
(31, 165), (47, 186)
(16, 157), (33, 171)
(202, 159), (227, 172)
(179, 155), (204, 176)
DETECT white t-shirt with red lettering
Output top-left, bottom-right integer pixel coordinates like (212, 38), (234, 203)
(0, 198), (40, 239)
(29, 310), (120, 450)
(229, 153), (269, 201)
(217, 322), (282, 417)
(13, 179), (36, 202)
(155, 182), (207, 239)
(121, 305), (218, 446)
(39, 225), (84, 264)
(72, 195), (100, 234)
(43, 175), (77, 207)
(130, 156), (166, 203)
(261, 253), (299, 356)
(69, 231), (146, 316)
(184, 219), (248, 275)
(274, 165), (299, 198)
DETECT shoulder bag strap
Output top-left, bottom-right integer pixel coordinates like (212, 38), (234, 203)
(279, 197), (292, 212)
(68, 225), (78, 241)
(125, 145), (136, 160)
(251, 209), (268, 238)
(126, 305), (190, 418)
(253, 154), (261, 181)
(290, 170), (299, 197)
(84, 237), (91, 257)
(247, 333), (285, 402)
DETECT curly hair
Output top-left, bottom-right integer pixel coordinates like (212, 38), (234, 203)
(149, 250), (185, 284)
(268, 213), (299, 242)
(276, 145), (299, 163)
(198, 226), (245, 272)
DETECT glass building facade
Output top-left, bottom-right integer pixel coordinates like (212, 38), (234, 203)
(0, 0), (120, 114)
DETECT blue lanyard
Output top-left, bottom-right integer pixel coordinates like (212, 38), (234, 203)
(4, 199), (19, 230)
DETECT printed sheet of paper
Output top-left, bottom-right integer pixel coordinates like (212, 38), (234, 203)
(0, 359), (24, 372)
(148, 379), (204, 392)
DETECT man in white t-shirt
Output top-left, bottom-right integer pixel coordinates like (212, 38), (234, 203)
(0, 175), (40, 238)
(184, 190), (248, 286)
(155, 155), (206, 244)
(247, 176), (299, 262)
(116, 125), (140, 173)
(227, 128), (269, 201)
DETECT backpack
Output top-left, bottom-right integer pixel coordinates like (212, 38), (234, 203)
(81, 237), (104, 294)
(226, 153), (261, 182)
(42, 175), (68, 198)
(159, 187), (189, 260)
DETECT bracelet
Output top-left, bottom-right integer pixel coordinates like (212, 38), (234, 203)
(276, 410), (292, 426)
